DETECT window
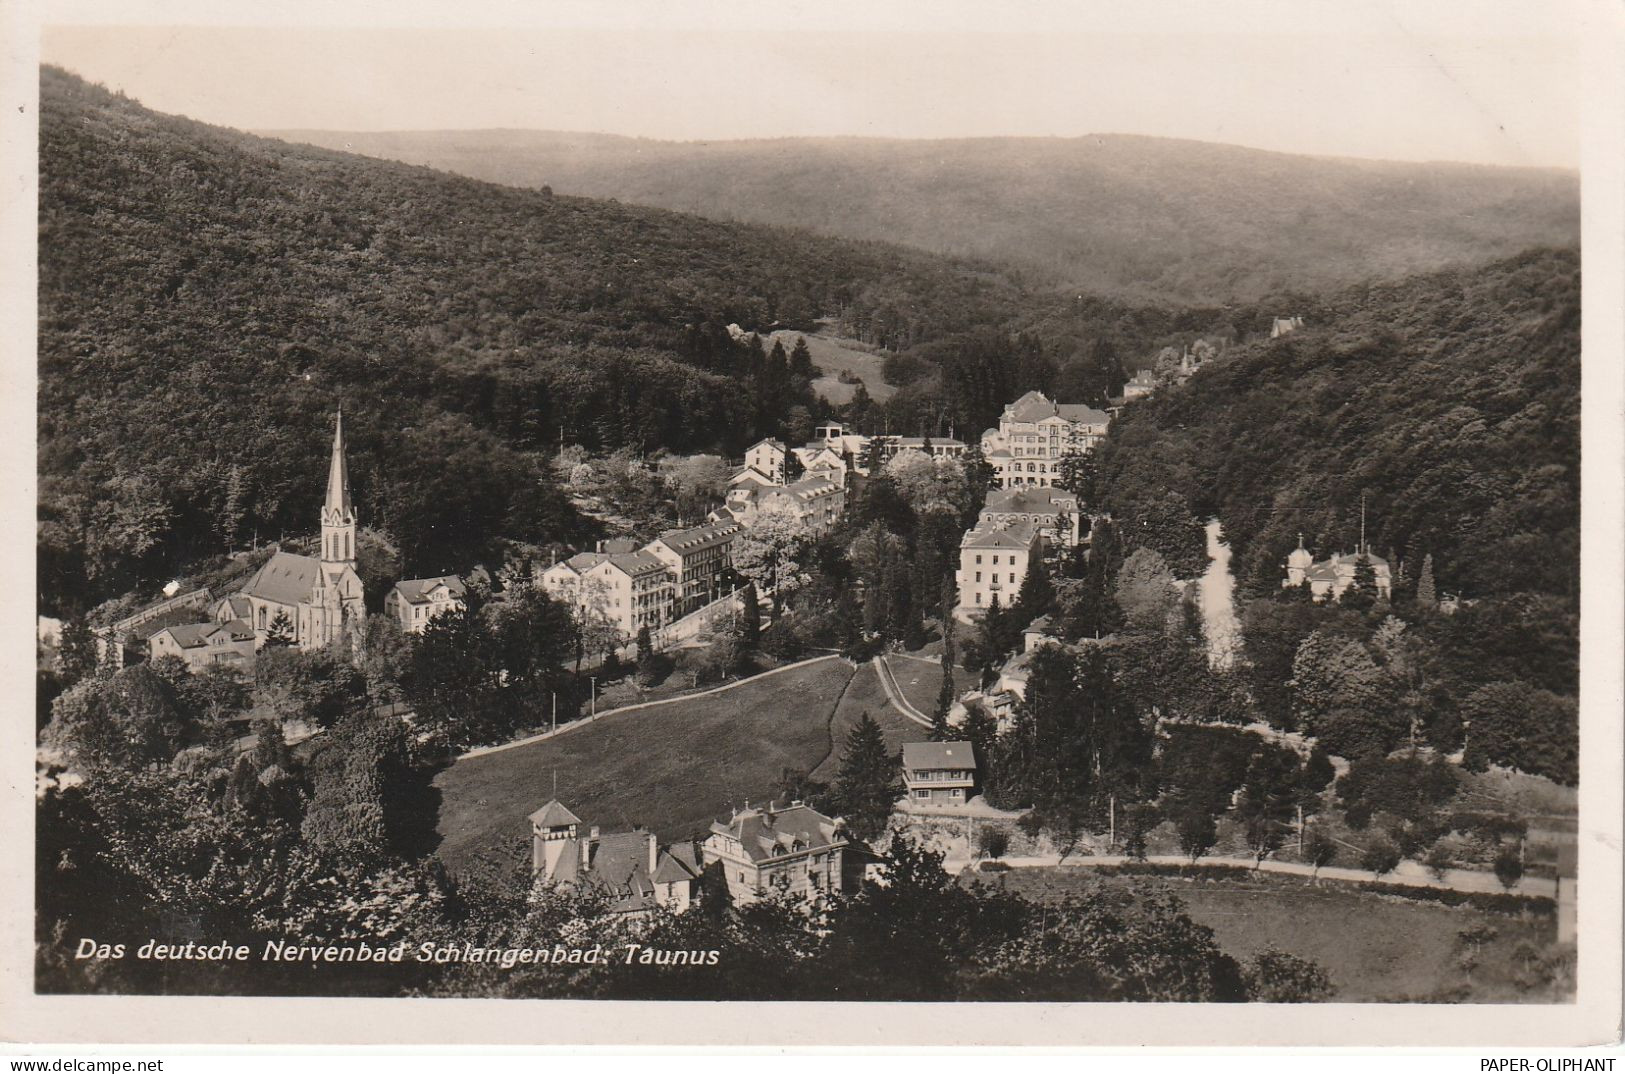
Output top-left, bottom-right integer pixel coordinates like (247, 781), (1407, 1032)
(975, 555), (982, 565)
(975, 572), (981, 583)
(975, 593), (982, 605)
(915, 789), (928, 799)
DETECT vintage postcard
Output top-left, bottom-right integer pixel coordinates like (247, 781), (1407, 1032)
(2, 0), (1621, 1051)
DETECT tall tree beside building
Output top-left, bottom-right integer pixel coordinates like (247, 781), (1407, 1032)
(1415, 553), (1437, 608)
(789, 336), (816, 379)
(55, 617), (99, 688)
(1341, 554), (1379, 610)
(1013, 555), (1053, 625)
(930, 663), (955, 741)
(831, 711), (902, 841)
(265, 610), (296, 648)
(739, 582), (761, 649)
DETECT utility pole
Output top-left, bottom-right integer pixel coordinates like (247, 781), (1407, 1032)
(551, 692), (557, 735)
(1297, 805), (1305, 856)
(1109, 794), (1116, 851)
(590, 676), (598, 720)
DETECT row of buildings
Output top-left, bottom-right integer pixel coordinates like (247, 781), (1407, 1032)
(528, 739), (982, 916)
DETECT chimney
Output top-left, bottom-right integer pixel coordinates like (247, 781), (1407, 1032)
(647, 832), (658, 876)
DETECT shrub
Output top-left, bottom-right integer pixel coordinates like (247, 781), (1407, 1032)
(977, 826), (1011, 860)
(1243, 948), (1335, 1002)
(1493, 845), (1525, 891)
(1361, 837), (1402, 878)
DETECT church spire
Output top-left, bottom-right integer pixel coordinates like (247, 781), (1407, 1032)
(326, 408), (352, 516)
(320, 410), (356, 568)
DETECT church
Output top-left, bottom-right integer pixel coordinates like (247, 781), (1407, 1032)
(213, 412), (365, 650)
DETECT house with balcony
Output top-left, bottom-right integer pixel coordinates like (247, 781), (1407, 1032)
(901, 741), (977, 808)
(645, 518), (741, 614)
(978, 486), (1083, 548)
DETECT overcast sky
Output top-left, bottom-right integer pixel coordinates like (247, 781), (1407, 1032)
(38, 0), (1582, 168)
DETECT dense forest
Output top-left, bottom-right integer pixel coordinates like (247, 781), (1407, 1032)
(37, 67), (1039, 613)
(265, 127), (1579, 305)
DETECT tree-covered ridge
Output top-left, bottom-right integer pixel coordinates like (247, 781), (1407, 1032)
(36, 67), (1032, 611)
(1094, 246), (1580, 611)
(263, 126), (1579, 305)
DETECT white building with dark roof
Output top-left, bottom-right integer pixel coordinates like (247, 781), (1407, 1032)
(979, 486), (1082, 548)
(645, 518), (741, 613)
(980, 390), (1111, 488)
(530, 801), (704, 917)
(149, 619), (257, 672)
(1283, 537), (1392, 602)
(954, 520), (1042, 621)
(385, 575), (467, 634)
(702, 801), (863, 905)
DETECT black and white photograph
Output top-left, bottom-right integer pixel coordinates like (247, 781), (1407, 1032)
(5, 0), (1622, 1051)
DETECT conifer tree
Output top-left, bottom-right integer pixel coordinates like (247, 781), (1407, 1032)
(739, 583), (761, 649)
(940, 573), (959, 668)
(56, 616), (99, 687)
(931, 662), (955, 741)
(265, 610), (296, 647)
(1415, 553), (1437, 608)
(831, 711), (902, 841)
(960, 700), (1000, 769)
(1014, 554), (1054, 624)
(1342, 553), (1378, 611)
(789, 336), (815, 379)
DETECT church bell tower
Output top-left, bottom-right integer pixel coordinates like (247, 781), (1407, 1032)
(321, 410), (357, 569)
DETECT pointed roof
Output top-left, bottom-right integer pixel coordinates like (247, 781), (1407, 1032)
(528, 800), (582, 828)
(325, 410), (352, 515)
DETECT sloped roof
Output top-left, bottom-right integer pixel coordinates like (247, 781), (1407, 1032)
(652, 519), (740, 555)
(601, 551), (669, 579)
(217, 596), (252, 619)
(902, 741), (977, 771)
(653, 842), (703, 884)
(238, 551), (320, 607)
(1055, 403), (1111, 424)
(783, 474), (838, 499)
(983, 486), (1077, 514)
(393, 575), (466, 603)
(581, 831), (659, 914)
(600, 538), (641, 554)
(962, 522), (1040, 550)
(157, 619), (255, 649)
(528, 800), (583, 828)
(1006, 390), (1056, 422)
(709, 804), (845, 863)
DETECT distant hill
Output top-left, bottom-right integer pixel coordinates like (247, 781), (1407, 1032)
(262, 128), (1579, 305)
(36, 67), (1035, 612)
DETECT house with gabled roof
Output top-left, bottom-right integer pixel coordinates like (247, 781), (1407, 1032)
(530, 800), (704, 916)
(954, 520), (1042, 621)
(385, 574), (467, 634)
(701, 800), (865, 905)
(901, 741), (977, 807)
(979, 390), (1111, 488)
(149, 618), (257, 672)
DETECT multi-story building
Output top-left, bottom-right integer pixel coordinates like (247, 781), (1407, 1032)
(753, 474), (845, 534)
(384, 575), (467, 634)
(978, 486), (1082, 548)
(955, 521), (1042, 621)
(701, 801), (862, 904)
(901, 741), (977, 808)
(979, 391), (1111, 488)
(540, 551), (609, 608)
(645, 518), (741, 613)
(530, 800), (704, 917)
(743, 438), (788, 485)
(148, 619), (257, 672)
(1283, 538), (1392, 602)
(582, 552), (676, 640)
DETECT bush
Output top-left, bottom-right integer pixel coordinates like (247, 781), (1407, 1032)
(1360, 838), (1402, 878)
(1424, 843), (1454, 881)
(1243, 948), (1335, 1002)
(977, 826), (1011, 860)
(1493, 845), (1526, 891)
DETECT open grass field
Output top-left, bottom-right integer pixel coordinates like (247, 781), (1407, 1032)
(882, 653), (950, 719)
(985, 866), (1568, 1002)
(433, 657), (858, 872)
(764, 326), (896, 406)
(811, 659), (926, 783)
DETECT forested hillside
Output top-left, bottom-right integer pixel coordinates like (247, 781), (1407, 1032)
(37, 68), (1032, 613)
(1095, 246), (1579, 605)
(265, 128), (1579, 305)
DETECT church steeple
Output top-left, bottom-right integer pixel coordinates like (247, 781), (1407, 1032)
(320, 410), (356, 568)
